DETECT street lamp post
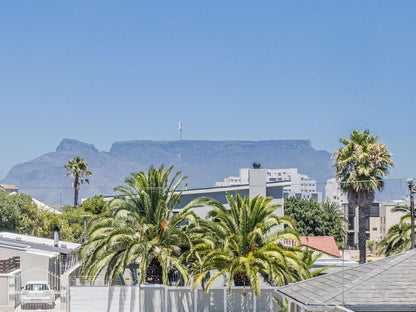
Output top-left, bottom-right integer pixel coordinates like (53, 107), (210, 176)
(407, 178), (415, 249)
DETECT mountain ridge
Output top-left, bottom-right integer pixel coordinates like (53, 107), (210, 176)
(2, 138), (334, 207)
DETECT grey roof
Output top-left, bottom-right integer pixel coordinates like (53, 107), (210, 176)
(277, 248), (416, 311)
(0, 232), (81, 255)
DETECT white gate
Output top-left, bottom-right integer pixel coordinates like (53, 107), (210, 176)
(15, 266), (62, 311)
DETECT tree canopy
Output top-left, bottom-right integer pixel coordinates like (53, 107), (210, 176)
(0, 189), (107, 243)
(284, 197), (347, 243)
(334, 129), (393, 263)
(64, 156), (92, 207)
(79, 165), (195, 286)
(186, 193), (311, 296)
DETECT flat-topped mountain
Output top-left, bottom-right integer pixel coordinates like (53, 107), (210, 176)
(1, 139), (334, 207)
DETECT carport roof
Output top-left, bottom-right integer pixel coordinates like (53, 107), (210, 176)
(0, 232), (81, 255)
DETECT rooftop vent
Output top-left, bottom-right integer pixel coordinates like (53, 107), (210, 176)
(252, 162), (261, 169)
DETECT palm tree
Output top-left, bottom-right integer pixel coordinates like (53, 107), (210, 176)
(64, 156), (92, 207)
(377, 206), (412, 256)
(79, 165), (197, 286)
(321, 200), (348, 242)
(334, 129), (393, 263)
(188, 193), (310, 296)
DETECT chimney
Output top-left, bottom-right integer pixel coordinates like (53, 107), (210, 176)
(54, 226), (60, 247)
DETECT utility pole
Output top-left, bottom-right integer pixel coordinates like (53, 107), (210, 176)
(407, 178), (415, 249)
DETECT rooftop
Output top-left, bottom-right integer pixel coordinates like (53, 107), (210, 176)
(0, 232), (81, 255)
(300, 236), (341, 258)
(277, 248), (416, 311)
(0, 184), (19, 190)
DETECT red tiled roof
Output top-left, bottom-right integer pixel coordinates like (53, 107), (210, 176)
(299, 236), (341, 258)
(0, 184), (19, 190)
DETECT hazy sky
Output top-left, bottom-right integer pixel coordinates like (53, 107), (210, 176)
(1, 1), (415, 181)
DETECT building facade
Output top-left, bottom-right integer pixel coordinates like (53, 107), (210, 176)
(325, 178), (406, 248)
(344, 200), (406, 248)
(216, 168), (322, 201)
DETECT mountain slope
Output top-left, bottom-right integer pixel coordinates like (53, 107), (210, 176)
(1, 138), (334, 207)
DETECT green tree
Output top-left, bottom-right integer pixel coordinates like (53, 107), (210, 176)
(0, 189), (87, 242)
(284, 197), (347, 242)
(0, 190), (32, 231)
(81, 195), (108, 215)
(60, 205), (92, 243)
(79, 165), (196, 285)
(188, 193), (310, 296)
(64, 156), (92, 207)
(20, 206), (74, 241)
(334, 129), (393, 264)
(321, 199), (348, 242)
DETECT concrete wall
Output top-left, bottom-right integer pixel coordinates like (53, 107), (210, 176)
(249, 169), (267, 198)
(0, 277), (8, 305)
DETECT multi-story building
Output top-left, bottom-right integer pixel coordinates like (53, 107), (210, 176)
(326, 178), (407, 248)
(344, 200), (406, 248)
(216, 168), (322, 201)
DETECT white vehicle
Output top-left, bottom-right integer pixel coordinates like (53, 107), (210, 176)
(21, 281), (55, 309)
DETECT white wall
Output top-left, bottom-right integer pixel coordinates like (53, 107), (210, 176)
(69, 286), (280, 312)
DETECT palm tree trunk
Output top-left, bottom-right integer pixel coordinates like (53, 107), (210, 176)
(74, 175), (79, 207)
(358, 206), (367, 264)
(145, 258), (163, 284)
(233, 272), (251, 287)
(74, 187), (79, 207)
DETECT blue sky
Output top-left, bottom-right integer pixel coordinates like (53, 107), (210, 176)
(1, 1), (415, 181)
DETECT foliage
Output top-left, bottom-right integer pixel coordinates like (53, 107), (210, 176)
(0, 189), (74, 240)
(0, 189), (110, 243)
(79, 165), (196, 286)
(81, 195), (108, 215)
(187, 193), (311, 296)
(284, 197), (347, 242)
(366, 240), (375, 250)
(64, 156), (92, 207)
(334, 129), (393, 263)
(377, 205), (412, 256)
(20, 204), (74, 240)
(334, 129), (393, 194)
(273, 296), (289, 312)
(0, 190), (32, 231)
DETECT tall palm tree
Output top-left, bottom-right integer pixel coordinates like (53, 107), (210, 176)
(334, 129), (393, 263)
(64, 156), (92, 207)
(79, 165), (196, 286)
(188, 193), (310, 296)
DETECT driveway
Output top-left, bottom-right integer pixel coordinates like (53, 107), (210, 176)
(15, 298), (61, 312)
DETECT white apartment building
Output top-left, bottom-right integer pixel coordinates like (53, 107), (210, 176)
(216, 168), (322, 201)
(325, 178), (348, 206)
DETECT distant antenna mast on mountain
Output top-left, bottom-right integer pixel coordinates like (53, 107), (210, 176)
(179, 121), (182, 141)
